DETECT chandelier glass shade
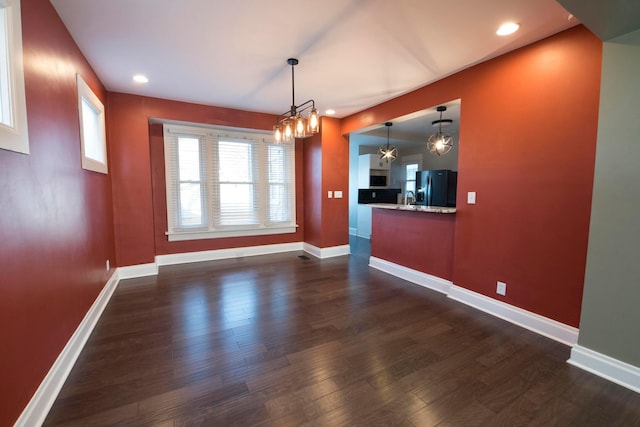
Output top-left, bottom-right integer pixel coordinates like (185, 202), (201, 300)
(273, 58), (319, 143)
(427, 106), (454, 156)
(379, 122), (397, 163)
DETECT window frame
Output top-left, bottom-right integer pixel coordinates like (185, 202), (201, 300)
(163, 123), (297, 241)
(77, 74), (108, 174)
(402, 154), (422, 195)
(0, 0), (29, 155)
(405, 162), (419, 194)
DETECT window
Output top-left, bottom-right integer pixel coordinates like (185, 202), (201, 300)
(163, 123), (296, 241)
(77, 74), (107, 173)
(405, 162), (419, 194)
(0, 8), (11, 126)
(0, 0), (29, 154)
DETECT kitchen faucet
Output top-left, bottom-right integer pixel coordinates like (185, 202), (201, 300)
(404, 190), (415, 205)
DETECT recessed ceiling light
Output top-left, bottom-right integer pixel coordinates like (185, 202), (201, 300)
(133, 74), (149, 83)
(325, 109), (336, 115)
(496, 22), (520, 36)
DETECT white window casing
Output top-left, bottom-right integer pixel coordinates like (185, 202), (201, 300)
(0, 0), (29, 154)
(163, 123), (297, 241)
(76, 74), (108, 174)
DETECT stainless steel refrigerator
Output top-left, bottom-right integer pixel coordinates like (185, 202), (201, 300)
(415, 170), (457, 207)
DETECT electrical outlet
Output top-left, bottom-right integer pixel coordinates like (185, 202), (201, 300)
(328, 191), (333, 198)
(106, 260), (110, 271)
(496, 281), (506, 296)
(334, 191), (343, 198)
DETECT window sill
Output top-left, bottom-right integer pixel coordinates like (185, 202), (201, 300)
(166, 224), (298, 242)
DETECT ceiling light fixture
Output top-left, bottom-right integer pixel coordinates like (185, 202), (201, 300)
(427, 106), (453, 156)
(273, 58), (319, 143)
(496, 22), (520, 36)
(132, 74), (149, 83)
(379, 122), (397, 163)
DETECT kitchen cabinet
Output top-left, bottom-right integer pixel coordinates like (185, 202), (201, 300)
(362, 153), (390, 170)
(358, 154), (390, 188)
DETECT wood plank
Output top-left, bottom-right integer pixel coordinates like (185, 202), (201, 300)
(42, 240), (640, 426)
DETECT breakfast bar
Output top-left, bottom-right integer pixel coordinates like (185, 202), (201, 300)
(369, 204), (456, 281)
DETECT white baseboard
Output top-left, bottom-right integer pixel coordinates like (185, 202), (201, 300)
(117, 262), (158, 279)
(349, 227), (357, 236)
(448, 285), (579, 346)
(369, 256), (578, 347)
(116, 242), (352, 280)
(14, 271), (121, 427)
(369, 256), (452, 294)
(303, 243), (351, 259)
(156, 242), (304, 266)
(568, 345), (640, 393)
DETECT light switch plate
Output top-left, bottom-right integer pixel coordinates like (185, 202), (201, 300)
(467, 192), (476, 204)
(328, 191), (333, 198)
(334, 191), (343, 198)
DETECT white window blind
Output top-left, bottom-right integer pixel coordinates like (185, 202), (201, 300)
(216, 139), (259, 226)
(163, 123), (296, 241)
(177, 136), (205, 228)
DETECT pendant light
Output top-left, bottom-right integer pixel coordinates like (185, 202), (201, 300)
(427, 106), (453, 156)
(273, 58), (319, 143)
(379, 122), (397, 163)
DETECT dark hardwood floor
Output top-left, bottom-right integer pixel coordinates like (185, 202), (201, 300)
(44, 239), (640, 426)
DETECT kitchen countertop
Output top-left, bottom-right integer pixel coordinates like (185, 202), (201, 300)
(368, 203), (456, 214)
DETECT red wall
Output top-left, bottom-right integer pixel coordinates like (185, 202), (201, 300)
(303, 129), (323, 247)
(343, 26), (602, 327)
(0, 0), (116, 424)
(302, 117), (350, 248)
(320, 117), (350, 248)
(108, 93), (305, 264)
(372, 210), (455, 280)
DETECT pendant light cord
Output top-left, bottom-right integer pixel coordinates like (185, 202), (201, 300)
(291, 62), (295, 111)
(385, 121), (392, 148)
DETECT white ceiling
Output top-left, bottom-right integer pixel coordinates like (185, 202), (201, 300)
(50, 0), (578, 121)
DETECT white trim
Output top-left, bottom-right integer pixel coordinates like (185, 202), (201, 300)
(162, 122), (296, 240)
(369, 256), (578, 346)
(167, 225), (297, 242)
(117, 262), (158, 279)
(369, 256), (452, 294)
(356, 231), (371, 239)
(0, 0), (29, 155)
(448, 285), (579, 346)
(568, 345), (640, 393)
(14, 271), (120, 427)
(303, 243), (351, 259)
(115, 243), (306, 279)
(349, 227), (357, 236)
(76, 74), (107, 174)
(156, 242), (304, 266)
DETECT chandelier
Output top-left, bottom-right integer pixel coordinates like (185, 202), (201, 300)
(427, 105), (454, 156)
(273, 58), (319, 143)
(379, 122), (397, 163)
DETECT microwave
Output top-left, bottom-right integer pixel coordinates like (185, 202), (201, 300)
(369, 175), (387, 187)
